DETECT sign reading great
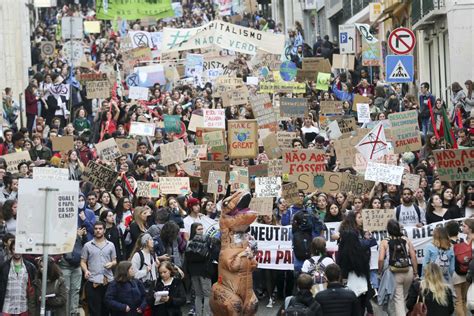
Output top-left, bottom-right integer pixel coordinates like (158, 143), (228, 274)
(227, 120), (258, 158)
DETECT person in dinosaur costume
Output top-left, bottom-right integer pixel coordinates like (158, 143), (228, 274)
(209, 191), (259, 316)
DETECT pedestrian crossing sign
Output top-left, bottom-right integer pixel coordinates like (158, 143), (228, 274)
(385, 55), (414, 83)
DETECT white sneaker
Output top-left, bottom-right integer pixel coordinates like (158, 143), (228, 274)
(266, 298), (274, 308)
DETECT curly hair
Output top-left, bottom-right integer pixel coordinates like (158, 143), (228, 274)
(160, 221), (179, 248)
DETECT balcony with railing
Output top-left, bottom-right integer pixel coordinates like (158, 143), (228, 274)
(411, 0), (446, 28)
(342, 0), (371, 21)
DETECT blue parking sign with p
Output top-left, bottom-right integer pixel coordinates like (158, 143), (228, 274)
(340, 32), (348, 43)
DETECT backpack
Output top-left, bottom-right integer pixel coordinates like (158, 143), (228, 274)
(434, 249), (451, 279)
(63, 236), (83, 267)
(388, 237), (411, 273)
(137, 251), (156, 304)
(295, 210), (314, 233)
(396, 204), (421, 223)
(308, 256), (328, 284)
(138, 250), (155, 270)
(285, 297), (312, 316)
(185, 235), (209, 261)
(292, 231), (312, 261)
(453, 239), (472, 275)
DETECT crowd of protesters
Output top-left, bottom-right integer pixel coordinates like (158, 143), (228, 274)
(0, 0), (474, 316)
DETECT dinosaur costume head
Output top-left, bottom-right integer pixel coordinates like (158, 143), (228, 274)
(210, 190), (259, 316)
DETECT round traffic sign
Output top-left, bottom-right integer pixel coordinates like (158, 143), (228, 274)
(388, 27), (416, 55)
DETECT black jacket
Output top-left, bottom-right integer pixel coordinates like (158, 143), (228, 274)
(183, 236), (211, 278)
(152, 277), (186, 316)
(283, 289), (323, 316)
(406, 280), (454, 315)
(0, 258), (37, 310)
(315, 283), (361, 316)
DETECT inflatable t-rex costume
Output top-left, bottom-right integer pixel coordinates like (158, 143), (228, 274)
(210, 191), (258, 316)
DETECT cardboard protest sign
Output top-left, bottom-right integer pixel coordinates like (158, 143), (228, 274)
(115, 138), (138, 155)
(282, 182), (300, 205)
(258, 82), (306, 94)
(4, 151), (31, 174)
(326, 119), (342, 140)
(84, 20), (101, 33)
(302, 58), (331, 72)
(357, 103), (371, 123)
(262, 133), (281, 160)
(188, 115), (204, 132)
(186, 144), (207, 160)
(320, 101), (343, 115)
(82, 161), (118, 190)
(129, 122), (155, 136)
(295, 69), (316, 82)
(332, 54), (355, 70)
(164, 115), (183, 134)
(289, 172), (342, 194)
(250, 94), (278, 131)
(337, 117), (358, 135)
(129, 86), (149, 100)
(203, 130), (227, 154)
(51, 136), (74, 152)
(340, 173), (375, 195)
(267, 159), (282, 177)
(207, 170), (226, 195)
(403, 173), (421, 192)
(353, 94), (371, 111)
(356, 123), (389, 161)
(248, 164), (268, 189)
(180, 160), (201, 177)
(229, 167), (249, 191)
(160, 140), (186, 166)
(85, 80), (110, 99)
(95, 138), (121, 161)
(199, 161), (229, 184)
(122, 47), (152, 73)
(255, 177), (282, 197)
(277, 132), (299, 148)
(354, 152), (399, 174)
(362, 209), (395, 232)
(136, 181), (160, 197)
(282, 149), (326, 175)
(433, 149), (474, 181)
(365, 162), (405, 185)
(203, 109), (225, 129)
(388, 110), (422, 153)
(249, 197), (273, 216)
(227, 120), (258, 159)
(159, 177), (190, 195)
(40, 41), (55, 57)
(222, 87), (249, 107)
(33, 167), (69, 180)
(279, 98), (308, 118)
(315, 72), (331, 90)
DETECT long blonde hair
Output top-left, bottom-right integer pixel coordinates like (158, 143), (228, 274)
(421, 263), (449, 306)
(133, 206), (150, 232)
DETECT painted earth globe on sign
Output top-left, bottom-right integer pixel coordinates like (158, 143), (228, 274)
(279, 61), (297, 81)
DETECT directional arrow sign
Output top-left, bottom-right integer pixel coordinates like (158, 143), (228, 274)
(388, 27), (416, 55)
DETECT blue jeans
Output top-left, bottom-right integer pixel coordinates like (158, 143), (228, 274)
(421, 117), (431, 138)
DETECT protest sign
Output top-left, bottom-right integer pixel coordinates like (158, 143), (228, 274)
(289, 172), (342, 194)
(433, 149), (474, 181)
(249, 223), (293, 269)
(95, 138), (121, 161)
(85, 80), (110, 99)
(96, 0), (173, 20)
(159, 177), (190, 195)
(267, 159), (282, 177)
(262, 133), (281, 160)
(161, 21), (285, 55)
(403, 173), (421, 192)
(203, 130), (226, 154)
(180, 160), (201, 177)
(282, 149), (326, 175)
(302, 58), (331, 72)
(129, 86), (149, 100)
(40, 41), (55, 57)
(16, 179), (79, 254)
(326, 119), (343, 140)
(249, 197), (274, 217)
(188, 115), (204, 132)
(365, 162), (405, 185)
(353, 94), (371, 111)
(227, 120), (258, 158)
(332, 54), (355, 70)
(279, 98), (308, 118)
(51, 136), (74, 152)
(123, 47), (152, 73)
(282, 182), (300, 205)
(250, 94), (278, 131)
(207, 170), (226, 195)
(4, 152), (31, 174)
(82, 161), (118, 190)
(320, 101), (343, 115)
(129, 122), (155, 136)
(186, 144), (207, 160)
(389, 110), (422, 153)
(337, 117), (358, 135)
(357, 103), (371, 123)
(185, 53), (204, 78)
(255, 177), (282, 197)
(136, 181), (160, 197)
(84, 21), (101, 33)
(115, 138), (138, 155)
(222, 87), (249, 107)
(203, 109), (225, 129)
(315, 72), (331, 90)
(248, 164), (268, 189)
(77, 73), (108, 82)
(295, 69), (317, 82)
(163, 115), (183, 134)
(229, 167), (249, 191)
(33, 167), (69, 180)
(340, 173), (375, 195)
(199, 161), (230, 184)
(356, 123), (388, 161)
(354, 152), (399, 174)
(258, 82), (306, 94)
(277, 132), (299, 148)
(362, 209), (395, 232)
(160, 140), (186, 166)
(134, 64), (166, 86)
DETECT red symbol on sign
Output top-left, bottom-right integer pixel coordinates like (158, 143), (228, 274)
(388, 27), (416, 55)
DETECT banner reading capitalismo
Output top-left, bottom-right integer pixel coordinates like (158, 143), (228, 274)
(161, 21), (285, 55)
(96, 0), (174, 20)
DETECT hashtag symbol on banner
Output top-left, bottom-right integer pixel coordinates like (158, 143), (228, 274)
(167, 31), (191, 49)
